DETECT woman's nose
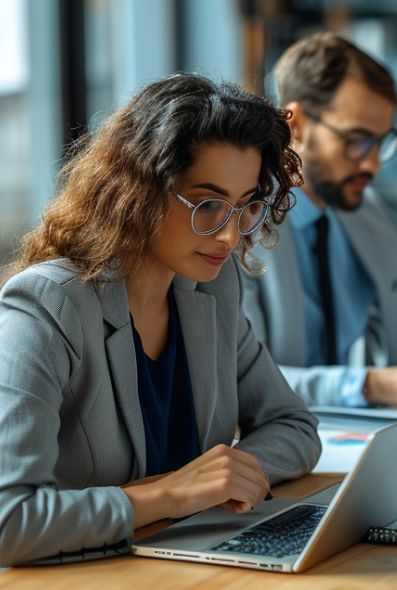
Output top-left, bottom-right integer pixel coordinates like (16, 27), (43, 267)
(213, 212), (241, 250)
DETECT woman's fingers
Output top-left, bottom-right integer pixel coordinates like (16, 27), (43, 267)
(123, 444), (271, 527)
(179, 444), (267, 486)
(162, 444), (270, 518)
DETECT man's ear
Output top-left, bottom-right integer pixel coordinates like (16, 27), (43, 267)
(284, 102), (306, 152)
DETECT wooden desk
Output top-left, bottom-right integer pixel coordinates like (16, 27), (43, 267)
(1, 474), (396, 589)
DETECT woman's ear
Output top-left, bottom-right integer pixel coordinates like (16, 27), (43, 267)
(284, 102), (306, 153)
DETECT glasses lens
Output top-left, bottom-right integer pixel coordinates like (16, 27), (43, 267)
(346, 129), (397, 163)
(192, 199), (231, 234)
(345, 135), (375, 161)
(239, 201), (268, 235)
(379, 129), (397, 163)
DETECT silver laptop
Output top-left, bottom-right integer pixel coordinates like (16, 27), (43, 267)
(133, 423), (397, 573)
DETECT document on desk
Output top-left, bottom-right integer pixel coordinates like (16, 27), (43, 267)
(310, 405), (397, 473)
(312, 428), (369, 473)
(310, 405), (397, 420)
(311, 405), (397, 433)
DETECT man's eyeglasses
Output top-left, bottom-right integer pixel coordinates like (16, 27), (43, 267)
(304, 110), (397, 163)
(173, 192), (270, 236)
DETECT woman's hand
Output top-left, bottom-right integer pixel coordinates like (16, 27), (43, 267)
(122, 444), (270, 529)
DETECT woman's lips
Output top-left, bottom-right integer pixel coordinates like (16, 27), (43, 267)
(197, 252), (229, 265)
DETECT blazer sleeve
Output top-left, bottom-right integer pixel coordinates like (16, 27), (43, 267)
(232, 261), (322, 484)
(0, 271), (133, 566)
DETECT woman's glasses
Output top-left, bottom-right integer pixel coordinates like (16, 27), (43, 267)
(173, 192), (269, 236)
(304, 110), (397, 163)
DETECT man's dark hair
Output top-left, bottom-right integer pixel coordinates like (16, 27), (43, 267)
(275, 31), (397, 110)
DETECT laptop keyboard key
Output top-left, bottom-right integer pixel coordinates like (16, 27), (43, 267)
(212, 504), (327, 558)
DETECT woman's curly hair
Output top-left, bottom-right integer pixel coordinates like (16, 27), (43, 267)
(7, 73), (302, 283)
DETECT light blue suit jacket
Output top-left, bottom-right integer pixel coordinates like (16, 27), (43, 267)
(243, 191), (397, 405)
(0, 256), (320, 565)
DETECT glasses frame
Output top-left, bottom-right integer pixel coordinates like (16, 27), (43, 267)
(303, 110), (397, 163)
(173, 192), (270, 236)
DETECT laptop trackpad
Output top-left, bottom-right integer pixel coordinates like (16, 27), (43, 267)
(135, 483), (340, 552)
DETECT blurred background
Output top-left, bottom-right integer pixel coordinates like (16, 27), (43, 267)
(1, 0), (397, 268)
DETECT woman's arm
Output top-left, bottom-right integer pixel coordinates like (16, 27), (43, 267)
(0, 271), (133, 566)
(233, 258), (322, 483)
(122, 444), (270, 527)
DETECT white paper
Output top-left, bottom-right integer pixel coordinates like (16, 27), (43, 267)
(312, 428), (369, 474)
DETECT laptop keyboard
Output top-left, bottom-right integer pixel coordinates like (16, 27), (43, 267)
(211, 504), (327, 559)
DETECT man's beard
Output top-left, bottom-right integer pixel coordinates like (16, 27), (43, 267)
(304, 156), (374, 211)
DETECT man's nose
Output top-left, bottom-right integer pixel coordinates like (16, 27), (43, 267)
(358, 143), (382, 176)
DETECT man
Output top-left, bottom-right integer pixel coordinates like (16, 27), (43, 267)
(243, 32), (397, 407)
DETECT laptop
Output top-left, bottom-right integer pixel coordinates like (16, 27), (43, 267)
(132, 423), (397, 573)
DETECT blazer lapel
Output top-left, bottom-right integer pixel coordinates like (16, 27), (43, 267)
(173, 276), (217, 450)
(95, 280), (146, 477)
(260, 222), (306, 365)
(338, 206), (397, 289)
(95, 275), (222, 472)
(338, 201), (397, 364)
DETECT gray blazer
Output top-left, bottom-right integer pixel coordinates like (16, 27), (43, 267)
(243, 190), (397, 405)
(0, 256), (320, 566)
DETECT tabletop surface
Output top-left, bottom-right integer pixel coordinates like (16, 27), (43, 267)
(1, 473), (396, 589)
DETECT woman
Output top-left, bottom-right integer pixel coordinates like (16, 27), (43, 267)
(0, 73), (321, 566)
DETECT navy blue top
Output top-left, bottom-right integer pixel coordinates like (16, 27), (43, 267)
(131, 288), (200, 476)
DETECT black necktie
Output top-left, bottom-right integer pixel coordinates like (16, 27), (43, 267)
(313, 215), (337, 364)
